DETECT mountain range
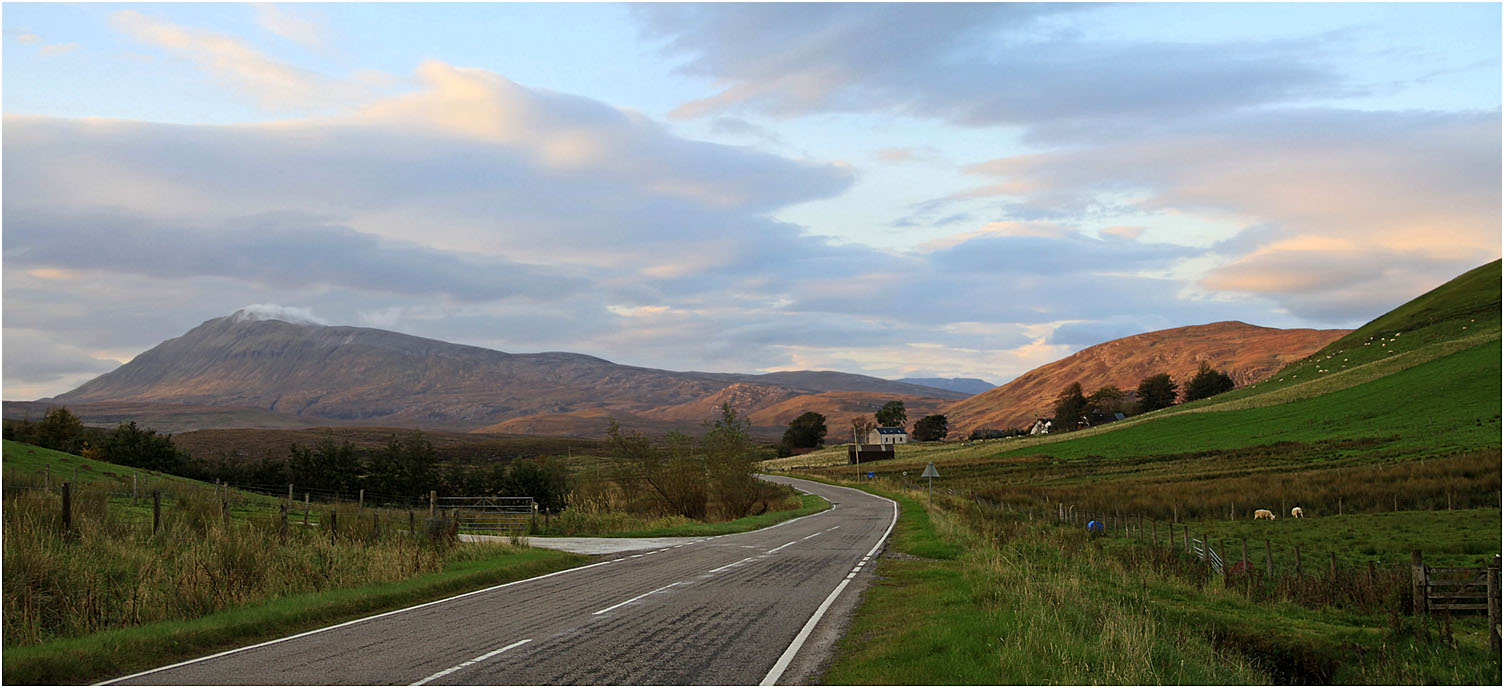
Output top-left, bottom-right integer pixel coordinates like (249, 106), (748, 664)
(17, 311), (1349, 440)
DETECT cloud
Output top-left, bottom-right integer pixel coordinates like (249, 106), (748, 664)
(255, 3), (327, 50)
(232, 304), (327, 326)
(39, 42), (79, 56)
(2, 330), (122, 386)
(637, 4), (1340, 130)
(109, 10), (364, 111)
(955, 108), (1501, 319)
(873, 146), (942, 164)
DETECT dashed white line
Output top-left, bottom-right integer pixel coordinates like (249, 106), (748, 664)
(708, 556), (757, 574)
(766, 540), (798, 554)
(411, 638), (532, 685)
(592, 581), (682, 615)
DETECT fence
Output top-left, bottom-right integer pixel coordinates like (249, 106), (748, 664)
(1411, 551), (1501, 651)
(436, 496), (535, 533)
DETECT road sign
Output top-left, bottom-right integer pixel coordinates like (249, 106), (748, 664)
(921, 463), (939, 478)
(866, 472), (875, 479)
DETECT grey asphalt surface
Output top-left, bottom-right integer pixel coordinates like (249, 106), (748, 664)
(105, 475), (896, 686)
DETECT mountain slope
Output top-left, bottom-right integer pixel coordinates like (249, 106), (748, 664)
(50, 311), (961, 436)
(943, 321), (1349, 434)
(896, 377), (996, 395)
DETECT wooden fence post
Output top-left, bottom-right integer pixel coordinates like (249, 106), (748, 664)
(1411, 550), (1427, 615)
(1338, 496), (1343, 516)
(61, 482), (72, 534)
(1183, 525), (1190, 553)
(1294, 545), (1302, 577)
(359, 489), (365, 510)
(409, 510), (415, 536)
(1265, 539), (1273, 577)
(329, 510), (338, 539)
(152, 490), (161, 535)
(1329, 552), (1337, 580)
(287, 484), (294, 509)
(430, 491), (437, 517)
(45, 464), (50, 491)
(1489, 561), (1500, 655)
(133, 474), (139, 506)
(1367, 560), (1376, 587)
(279, 503), (288, 540)
(303, 493), (310, 527)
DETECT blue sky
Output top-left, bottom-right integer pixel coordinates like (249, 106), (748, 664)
(3, 2), (1500, 399)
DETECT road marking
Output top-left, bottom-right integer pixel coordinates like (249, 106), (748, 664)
(766, 540), (798, 554)
(761, 489), (899, 686)
(708, 556), (757, 574)
(410, 638), (532, 686)
(592, 581), (682, 615)
(96, 557), (620, 685)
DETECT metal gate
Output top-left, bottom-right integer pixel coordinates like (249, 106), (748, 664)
(436, 496), (535, 533)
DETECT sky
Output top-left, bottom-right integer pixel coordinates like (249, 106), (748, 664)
(2, 2), (1500, 400)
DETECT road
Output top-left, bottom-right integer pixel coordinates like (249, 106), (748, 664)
(104, 475), (896, 686)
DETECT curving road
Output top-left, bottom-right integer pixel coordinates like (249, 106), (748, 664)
(103, 475), (896, 686)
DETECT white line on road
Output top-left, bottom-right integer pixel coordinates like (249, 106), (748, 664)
(95, 558), (620, 685)
(592, 581), (682, 615)
(708, 556), (757, 574)
(766, 540), (798, 554)
(410, 638), (532, 686)
(761, 488), (899, 686)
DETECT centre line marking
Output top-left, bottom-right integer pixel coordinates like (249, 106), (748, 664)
(766, 540), (798, 554)
(592, 581), (682, 615)
(411, 638), (532, 685)
(708, 556), (756, 574)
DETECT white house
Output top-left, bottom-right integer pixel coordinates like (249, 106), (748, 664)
(1028, 418), (1053, 435)
(867, 426), (909, 445)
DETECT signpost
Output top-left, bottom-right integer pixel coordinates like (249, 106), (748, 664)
(920, 462), (939, 503)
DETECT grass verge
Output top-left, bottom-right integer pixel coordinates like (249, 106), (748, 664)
(531, 492), (830, 538)
(2, 546), (589, 686)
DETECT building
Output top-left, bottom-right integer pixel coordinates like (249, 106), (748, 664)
(1029, 418), (1053, 435)
(867, 426), (909, 445)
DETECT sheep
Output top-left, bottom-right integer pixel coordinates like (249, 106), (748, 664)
(1253, 509), (1276, 520)
(1291, 506), (1304, 519)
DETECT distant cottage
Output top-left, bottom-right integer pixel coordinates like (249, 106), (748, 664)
(867, 426), (909, 445)
(1029, 418), (1053, 435)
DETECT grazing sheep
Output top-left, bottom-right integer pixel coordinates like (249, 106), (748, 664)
(1253, 509), (1276, 520)
(1291, 506), (1304, 519)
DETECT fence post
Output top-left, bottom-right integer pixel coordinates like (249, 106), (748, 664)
(152, 490), (161, 535)
(61, 481), (72, 534)
(288, 484), (294, 509)
(1183, 525), (1189, 553)
(1338, 496), (1343, 516)
(329, 510), (338, 539)
(1222, 540), (1229, 587)
(1367, 560), (1376, 587)
(45, 464), (50, 491)
(1489, 556), (1500, 654)
(133, 474), (139, 506)
(303, 493), (310, 527)
(409, 510), (415, 536)
(1411, 550), (1427, 615)
(280, 503), (288, 541)
(360, 489), (365, 510)
(1265, 539), (1273, 577)
(1294, 545), (1302, 577)
(1329, 552), (1337, 580)
(430, 491), (437, 517)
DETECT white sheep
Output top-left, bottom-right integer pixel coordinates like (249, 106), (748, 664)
(1253, 509), (1276, 520)
(1291, 506), (1304, 519)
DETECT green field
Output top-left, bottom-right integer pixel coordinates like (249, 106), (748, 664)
(803, 260), (1501, 685)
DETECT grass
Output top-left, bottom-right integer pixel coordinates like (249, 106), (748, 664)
(818, 478), (1499, 685)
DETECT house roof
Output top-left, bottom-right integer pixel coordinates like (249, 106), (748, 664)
(874, 426), (907, 434)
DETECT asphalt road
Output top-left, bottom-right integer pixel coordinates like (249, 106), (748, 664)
(104, 475), (896, 686)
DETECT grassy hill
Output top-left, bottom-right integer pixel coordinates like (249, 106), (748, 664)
(792, 260), (1501, 685)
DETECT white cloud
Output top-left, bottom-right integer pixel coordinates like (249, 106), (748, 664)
(254, 3), (327, 50)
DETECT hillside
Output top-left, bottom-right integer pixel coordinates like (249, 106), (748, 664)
(943, 321), (1348, 434)
(42, 310), (962, 437)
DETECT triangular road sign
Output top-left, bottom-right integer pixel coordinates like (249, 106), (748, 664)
(920, 462), (939, 478)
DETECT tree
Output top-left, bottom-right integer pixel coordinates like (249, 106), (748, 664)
(607, 420), (707, 520)
(504, 457), (571, 515)
(875, 401), (907, 428)
(101, 421), (183, 473)
(32, 406), (85, 453)
(365, 431), (438, 498)
(1136, 373), (1178, 413)
(1183, 362), (1235, 402)
(912, 414), (949, 442)
(702, 404), (762, 519)
(781, 411), (828, 451)
(1052, 383), (1088, 432)
(850, 416), (877, 444)
(1086, 386), (1129, 418)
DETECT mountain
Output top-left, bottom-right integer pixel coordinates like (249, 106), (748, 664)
(47, 310), (964, 437)
(943, 321), (1350, 435)
(896, 377), (996, 396)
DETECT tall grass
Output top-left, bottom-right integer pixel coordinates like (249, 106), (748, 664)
(2, 476), (515, 647)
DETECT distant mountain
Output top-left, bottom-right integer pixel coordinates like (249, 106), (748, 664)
(47, 310), (963, 436)
(896, 377), (996, 396)
(943, 321), (1349, 435)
